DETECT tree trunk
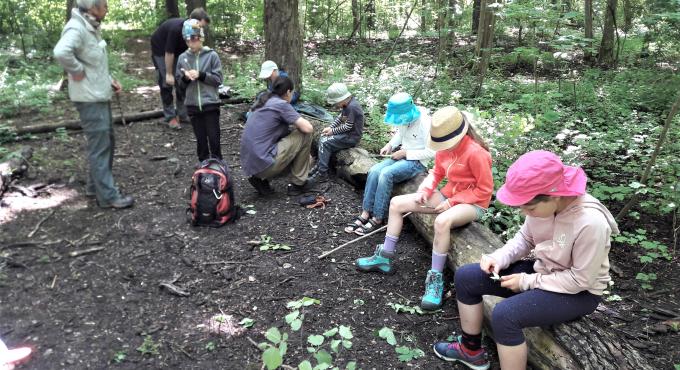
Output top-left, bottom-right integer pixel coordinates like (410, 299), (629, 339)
(598, 0), (618, 67)
(332, 149), (655, 370)
(165, 0), (180, 18)
(421, 0), (428, 34)
(66, 0), (75, 21)
(584, 0), (594, 62)
(471, 0), (481, 34)
(473, 0), (496, 94)
(349, 0), (361, 39)
(264, 0), (304, 93)
(437, 0), (456, 55)
(366, 0), (375, 32)
(623, 0), (633, 32)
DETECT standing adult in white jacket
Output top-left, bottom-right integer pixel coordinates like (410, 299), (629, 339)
(54, 0), (133, 208)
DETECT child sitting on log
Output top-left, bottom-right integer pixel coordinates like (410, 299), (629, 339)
(432, 150), (619, 370)
(355, 106), (493, 311)
(344, 92), (434, 236)
(307, 83), (364, 185)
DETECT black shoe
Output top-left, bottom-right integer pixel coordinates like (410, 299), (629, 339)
(287, 181), (313, 196)
(309, 171), (329, 184)
(248, 176), (273, 195)
(307, 165), (319, 177)
(98, 195), (134, 209)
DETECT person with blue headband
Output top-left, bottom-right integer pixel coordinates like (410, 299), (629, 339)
(344, 92), (434, 236)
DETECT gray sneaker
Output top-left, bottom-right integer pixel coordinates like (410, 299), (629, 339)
(99, 195), (134, 209)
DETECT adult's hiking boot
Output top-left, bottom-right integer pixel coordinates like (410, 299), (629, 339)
(308, 171), (329, 184)
(98, 194), (135, 209)
(355, 244), (395, 274)
(420, 269), (444, 310)
(433, 336), (490, 370)
(248, 176), (273, 195)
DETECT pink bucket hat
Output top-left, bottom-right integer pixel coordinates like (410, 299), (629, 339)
(496, 150), (587, 206)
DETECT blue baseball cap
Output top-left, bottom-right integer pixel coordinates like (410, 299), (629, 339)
(384, 92), (420, 126)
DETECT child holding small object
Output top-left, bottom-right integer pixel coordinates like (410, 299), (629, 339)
(307, 83), (364, 184)
(432, 150), (619, 370)
(344, 92), (434, 236)
(355, 106), (493, 311)
(175, 19), (224, 161)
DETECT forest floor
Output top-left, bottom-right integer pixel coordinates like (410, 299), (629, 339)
(0, 37), (678, 370)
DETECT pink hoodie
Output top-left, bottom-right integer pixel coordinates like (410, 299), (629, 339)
(488, 194), (620, 295)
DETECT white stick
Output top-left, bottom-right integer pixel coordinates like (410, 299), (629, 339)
(317, 212), (413, 259)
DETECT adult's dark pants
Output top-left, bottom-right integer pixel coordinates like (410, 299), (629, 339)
(455, 260), (601, 346)
(151, 54), (188, 122)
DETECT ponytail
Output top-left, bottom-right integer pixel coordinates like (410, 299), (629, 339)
(465, 122), (490, 152)
(252, 76), (295, 111)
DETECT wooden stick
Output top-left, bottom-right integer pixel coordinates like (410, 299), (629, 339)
(27, 209), (56, 238)
(317, 212), (413, 259)
(68, 247), (104, 257)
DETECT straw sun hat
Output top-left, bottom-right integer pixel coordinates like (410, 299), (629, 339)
(427, 106), (467, 151)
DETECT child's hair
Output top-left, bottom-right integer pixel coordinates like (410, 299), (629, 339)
(252, 76), (294, 111)
(465, 122), (489, 152)
(524, 194), (552, 205)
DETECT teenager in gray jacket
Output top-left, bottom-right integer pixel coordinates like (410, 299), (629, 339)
(53, 0), (134, 209)
(175, 19), (224, 162)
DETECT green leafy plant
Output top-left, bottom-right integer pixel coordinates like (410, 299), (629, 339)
(377, 327), (424, 363)
(387, 301), (440, 315)
(239, 317), (255, 328)
(112, 350), (126, 363)
(285, 297), (320, 331)
(136, 335), (160, 356)
(635, 272), (657, 290)
(257, 235), (291, 251)
(205, 341), (216, 352)
(614, 229), (671, 264)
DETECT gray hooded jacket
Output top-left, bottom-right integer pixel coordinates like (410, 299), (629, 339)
(53, 9), (113, 103)
(175, 47), (223, 111)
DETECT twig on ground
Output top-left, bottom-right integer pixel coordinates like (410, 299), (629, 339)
(68, 247), (104, 257)
(202, 260), (249, 266)
(317, 212), (413, 259)
(50, 274), (58, 289)
(247, 336), (263, 351)
(27, 209), (56, 238)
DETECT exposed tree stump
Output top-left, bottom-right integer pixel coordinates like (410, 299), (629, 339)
(333, 148), (653, 370)
(0, 146), (33, 198)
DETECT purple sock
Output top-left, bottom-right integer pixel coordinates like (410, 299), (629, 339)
(431, 251), (447, 272)
(382, 235), (399, 256)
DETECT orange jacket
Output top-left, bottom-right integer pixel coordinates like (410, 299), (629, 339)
(417, 135), (493, 208)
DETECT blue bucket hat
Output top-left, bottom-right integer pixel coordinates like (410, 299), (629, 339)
(182, 19), (204, 40)
(384, 92), (420, 126)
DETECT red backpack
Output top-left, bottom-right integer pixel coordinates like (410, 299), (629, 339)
(189, 158), (239, 227)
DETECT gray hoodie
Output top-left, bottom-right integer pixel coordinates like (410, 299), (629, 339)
(53, 9), (113, 103)
(489, 194), (620, 295)
(175, 47), (223, 111)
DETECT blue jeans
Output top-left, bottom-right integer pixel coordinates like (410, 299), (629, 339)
(316, 134), (358, 174)
(362, 159), (426, 220)
(152, 54), (187, 122)
(74, 102), (121, 204)
(455, 261), (601, 346)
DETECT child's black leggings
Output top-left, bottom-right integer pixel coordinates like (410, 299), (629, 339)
(190, 109), (221, 161)
(455, 260), (601, 346)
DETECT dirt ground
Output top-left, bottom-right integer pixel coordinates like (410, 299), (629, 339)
(1, 37), (678, 370)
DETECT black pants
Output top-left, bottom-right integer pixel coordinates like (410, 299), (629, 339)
(190, 109), (221, 161)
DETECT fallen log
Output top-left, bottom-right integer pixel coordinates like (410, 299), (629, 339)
(14, 97), (251, 135)
(334, 148), (652, 370)
(0, 146), (33, 198)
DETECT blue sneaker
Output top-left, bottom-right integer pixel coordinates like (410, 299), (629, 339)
(433, 336), (490, 370)
(355, 244), (394, 274)
(420, 269), (444, 310)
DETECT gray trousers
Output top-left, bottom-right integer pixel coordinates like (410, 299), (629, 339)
(74, 102), (120, 204)
(151, 54), (187, 122)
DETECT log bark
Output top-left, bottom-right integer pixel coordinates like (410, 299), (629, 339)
(14, 97), (250, 135)
(0, 146), (33, 198)
(333, 149), (653, 370)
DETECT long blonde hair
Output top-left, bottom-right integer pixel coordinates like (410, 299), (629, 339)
(465, 121), (490, 152)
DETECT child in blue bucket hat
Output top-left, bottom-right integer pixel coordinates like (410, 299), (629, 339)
(344, 92), (434, 235)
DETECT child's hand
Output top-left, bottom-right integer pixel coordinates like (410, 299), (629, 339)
(500, 274), (522, 292)
(182, 68), (199, 80)
(480, 254), (498, 274)
(379, 144), (392, 155)
(434, 199), (451, 213)
(321, 127), (332, 136)
(391, 149), (406, 160)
